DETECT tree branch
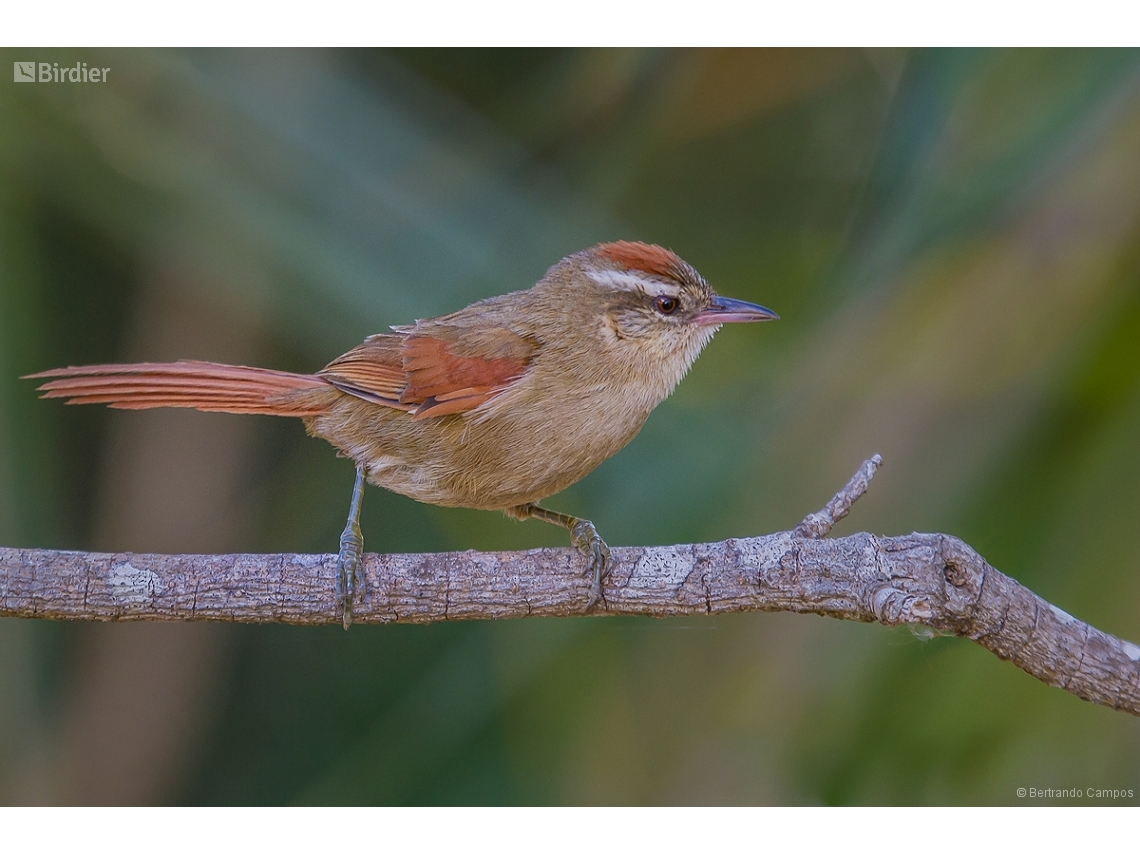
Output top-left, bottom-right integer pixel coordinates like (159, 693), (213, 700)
(3, 457), (1138, 717)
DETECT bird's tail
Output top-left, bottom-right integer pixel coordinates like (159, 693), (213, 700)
(24, 360), (332, 417)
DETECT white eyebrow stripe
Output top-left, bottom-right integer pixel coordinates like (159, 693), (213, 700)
(588, 269), (680, 298)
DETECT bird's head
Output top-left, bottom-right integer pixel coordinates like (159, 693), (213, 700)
(539, 241), (778, 400)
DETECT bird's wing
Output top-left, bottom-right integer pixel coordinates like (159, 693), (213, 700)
(317, 328), (538, 419)
(400, 323), (539, 419)
(317, 334), (414, 410)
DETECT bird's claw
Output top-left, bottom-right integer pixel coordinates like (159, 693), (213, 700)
(571, 519), (611, 609)
(336, 526), (365, 630)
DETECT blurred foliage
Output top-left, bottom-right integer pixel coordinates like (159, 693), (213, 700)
(1, 48), (1139, 805)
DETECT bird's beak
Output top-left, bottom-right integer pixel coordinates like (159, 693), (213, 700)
(695, 296), (780, 326)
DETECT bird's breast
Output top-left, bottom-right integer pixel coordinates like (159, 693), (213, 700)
(449, 374), (655, 507)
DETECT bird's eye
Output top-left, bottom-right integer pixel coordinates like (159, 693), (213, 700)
(655, 296), (679, 315)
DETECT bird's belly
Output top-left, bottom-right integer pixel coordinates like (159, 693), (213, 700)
(308, 391), (651, 512)
(442, 387), (652, 509)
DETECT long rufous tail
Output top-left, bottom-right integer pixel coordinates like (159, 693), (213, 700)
(24, 360), (332, 416)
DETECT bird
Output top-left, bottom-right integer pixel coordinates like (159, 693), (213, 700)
(26, 241), (778, 627)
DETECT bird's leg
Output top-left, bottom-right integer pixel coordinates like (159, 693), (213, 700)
(511, 503), (611, 609)
(336, 463), (367, 629)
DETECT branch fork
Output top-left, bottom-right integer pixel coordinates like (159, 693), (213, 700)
(794, 453), (882, 539)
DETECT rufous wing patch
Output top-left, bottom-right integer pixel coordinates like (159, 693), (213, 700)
(597, 241), (683, 280)
(402, 333), (532, 419)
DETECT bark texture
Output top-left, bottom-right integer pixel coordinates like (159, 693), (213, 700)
(3, 457), (1138, 717)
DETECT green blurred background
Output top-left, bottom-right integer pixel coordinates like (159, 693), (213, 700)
(1, 48), (1139, 805)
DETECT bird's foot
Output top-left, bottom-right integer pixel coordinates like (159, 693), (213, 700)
(571, 519), (611, 609)
(336, 524), (365, 630)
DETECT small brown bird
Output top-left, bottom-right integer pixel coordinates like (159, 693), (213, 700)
(27, 241), (777, 625)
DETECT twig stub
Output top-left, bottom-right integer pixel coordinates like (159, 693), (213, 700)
(795, 453), (883, 539)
